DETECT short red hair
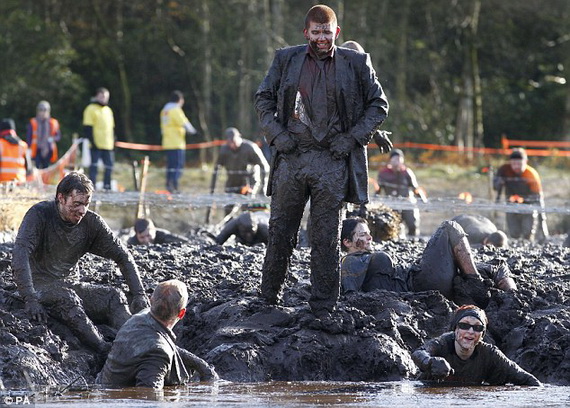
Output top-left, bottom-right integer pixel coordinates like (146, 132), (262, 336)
(305, 5), (337, 29)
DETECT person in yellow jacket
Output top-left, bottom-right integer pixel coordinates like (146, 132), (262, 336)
(26, 101), (62, 169)
(161, 90), (197, 193)
(83, 87), (115, 191)
(0, 119), (29, 183)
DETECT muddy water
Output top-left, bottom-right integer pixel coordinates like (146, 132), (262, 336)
(36, 381), (569, 407)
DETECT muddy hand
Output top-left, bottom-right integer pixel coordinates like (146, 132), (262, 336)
(428, 357), (454, 379)
(130, 294), (150, 314)
(273, 133), (297, 154)
(330, 133), (356, 159)
(26, 299), (48, 323)
(373, 130), (393, 154)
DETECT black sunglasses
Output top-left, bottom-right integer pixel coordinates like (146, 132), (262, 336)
(457, 322), (485, 332)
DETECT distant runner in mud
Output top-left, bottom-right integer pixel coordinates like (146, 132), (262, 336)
(451, 214), (508, 248)
(214, 207), (270, 246)
(254, 4), (390, 317)
(494, 148), (548, 242)
(98, 279), (218, 388)
(127, 218), (189, 246)
(12, 172), (149, 353)
(340, 218), (517, 308)
(412, 305), (541, 386)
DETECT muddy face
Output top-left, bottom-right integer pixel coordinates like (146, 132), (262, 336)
(454, 316), (484, 353)
(57, 191), (91, 225)
(303, 21), (340, 58)
(346, 222), (373, 253)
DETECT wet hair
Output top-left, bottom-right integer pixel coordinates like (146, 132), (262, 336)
(341, 217), (367, 251)
(509, 147), (527, 160)
(169, 90), (184, 103)
(449, 304), (488, 332)
(150, 279), (189, 322)
(56, 171), (94, 198)
(305, 4), (337, 29)
(341, 40), (365, 53)
(486, 230), (508, 248)
(134, 218), (155, 234)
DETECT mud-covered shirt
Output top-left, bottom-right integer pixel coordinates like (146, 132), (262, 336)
(412, 332), (541, 386)
(12, 200), (145, 299)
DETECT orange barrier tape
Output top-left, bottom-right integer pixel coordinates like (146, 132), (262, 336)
(502, 136), (570, 149)
(370, 140), (570, 157)
(114, 139), (226, 151)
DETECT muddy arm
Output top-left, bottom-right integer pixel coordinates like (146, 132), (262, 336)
(176, 346), (218, 381)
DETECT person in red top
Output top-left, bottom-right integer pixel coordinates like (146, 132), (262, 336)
(26, 101), (61, 169)
(377, 149), (427, 237)
(0, 119), (29, 183)
(493, 148), (547, 241)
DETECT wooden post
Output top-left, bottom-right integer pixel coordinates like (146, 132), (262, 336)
(136, 156), (150, 219)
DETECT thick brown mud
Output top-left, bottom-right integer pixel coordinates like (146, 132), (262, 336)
(0, 235), (568, 389)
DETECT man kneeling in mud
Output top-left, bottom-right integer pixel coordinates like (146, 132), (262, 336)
(98, 279), (218, 388)
(340, 218), (516, 307)
(12, 172), (149, 353)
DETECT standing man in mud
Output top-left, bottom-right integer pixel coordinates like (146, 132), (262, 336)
(254, 4), (389, 317)
(12, 171), (149, 353)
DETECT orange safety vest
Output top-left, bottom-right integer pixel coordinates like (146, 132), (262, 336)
(29, 117), (59, 162)
(0, 131), (27, 182)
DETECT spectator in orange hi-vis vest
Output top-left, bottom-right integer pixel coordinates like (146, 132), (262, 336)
(26, 101), (61, 169)
(493, 148), (548, 242)
(0, 119), (29, 183)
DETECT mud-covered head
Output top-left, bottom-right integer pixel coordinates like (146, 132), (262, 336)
(56, 172), (94, 225)
(304, 5), (340, 59)
(341, 217), (372, 253)
(134, 218), (156, 245)
(150, 279), (189, 325)
(485, 230), (508, 248)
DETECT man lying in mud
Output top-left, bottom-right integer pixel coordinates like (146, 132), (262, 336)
(98, 279), (218, 388)
(214, 209), (269, 246)
(12, 171), (149, 353)
(340, 218), (517, 307)
(127, 218), (189, 246)
(412, 304), (541, 385)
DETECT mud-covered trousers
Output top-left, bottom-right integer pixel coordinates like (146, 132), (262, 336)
(36, 281), (132, 351)
(261, 150), (347, 314)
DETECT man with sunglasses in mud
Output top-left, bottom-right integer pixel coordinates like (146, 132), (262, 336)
(412, 305), (541, 385)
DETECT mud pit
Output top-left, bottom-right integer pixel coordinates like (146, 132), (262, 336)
(0, 234), (568, 389)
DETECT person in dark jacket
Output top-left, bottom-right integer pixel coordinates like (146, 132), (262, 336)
(412, 305), (541, 386)
(12, 171), (149, 353)
(340, 217), (517, 308)
(98, 279), (218, 388)
(127, 218), (189, 246)
(215, 210), (270, 246)
(254, 4), (391, 317)
(451, 214), (508, 248)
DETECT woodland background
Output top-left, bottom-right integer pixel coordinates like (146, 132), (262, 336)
(1, 0), (570, 164)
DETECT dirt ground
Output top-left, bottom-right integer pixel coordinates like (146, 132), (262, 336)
(0, 227), (568, 389)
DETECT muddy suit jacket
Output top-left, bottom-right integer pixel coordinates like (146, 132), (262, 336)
(255, 45), (388, 204)
(98, 310), (213, 388)
(412, 332), (541, 386)
(12, 200), (145, 301)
